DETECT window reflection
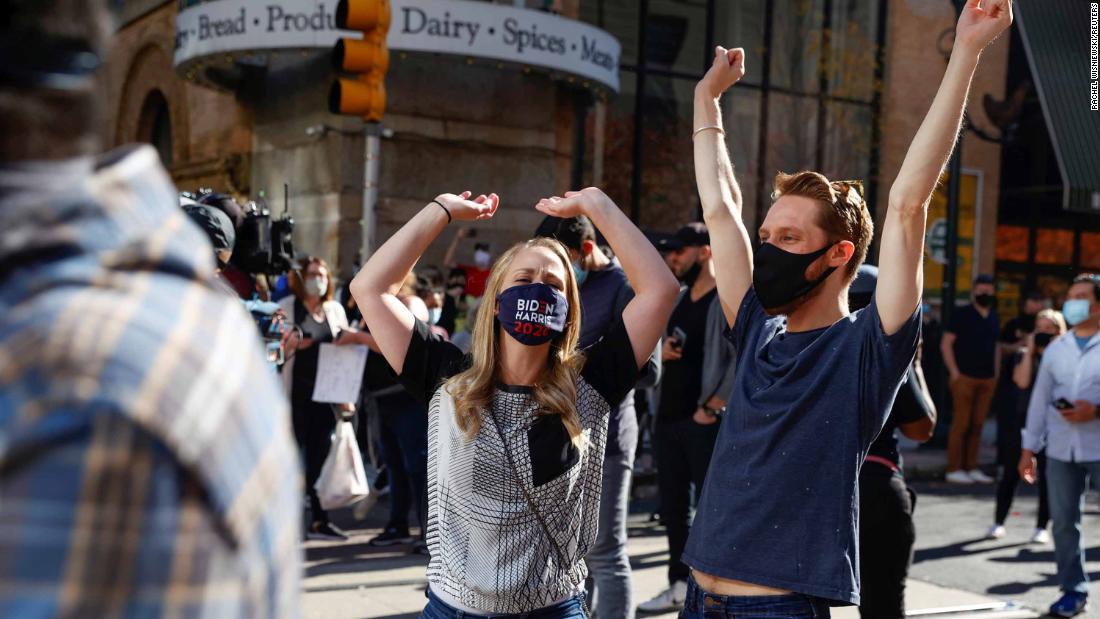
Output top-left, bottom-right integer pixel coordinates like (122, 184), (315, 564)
(578, 0), (882, 231)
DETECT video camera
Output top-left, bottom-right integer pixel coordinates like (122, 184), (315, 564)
(235, 200), (295, 276)
(234, 186), (296, 276)
(191, 185), (295, 276)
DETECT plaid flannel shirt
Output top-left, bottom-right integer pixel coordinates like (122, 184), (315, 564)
(0, 146), (302, 618)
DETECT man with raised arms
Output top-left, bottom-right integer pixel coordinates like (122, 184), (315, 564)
(678, 1), (1013, 616)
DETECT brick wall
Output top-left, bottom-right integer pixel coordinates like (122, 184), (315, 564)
(877, 0), (1010, 275)
(101, 1), (254, 193)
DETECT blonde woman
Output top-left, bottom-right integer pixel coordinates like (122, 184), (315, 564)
(987, 308), (1067, 542)
(350, 188), (678, 617)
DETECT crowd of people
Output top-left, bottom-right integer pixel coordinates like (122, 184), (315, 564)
(5, 1), (1100, 619)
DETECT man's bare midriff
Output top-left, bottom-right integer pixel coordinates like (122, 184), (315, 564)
(692, 570), (792, 596)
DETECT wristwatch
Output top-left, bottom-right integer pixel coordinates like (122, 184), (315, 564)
(703, 405), (725, 419)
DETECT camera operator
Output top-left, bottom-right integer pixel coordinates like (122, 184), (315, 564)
(196, 190), (258, 300)
(182, 199), (291, 366)
(0, 1), (300, 615)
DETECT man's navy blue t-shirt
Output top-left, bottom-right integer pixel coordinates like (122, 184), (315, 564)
(682, 287), (921, 605)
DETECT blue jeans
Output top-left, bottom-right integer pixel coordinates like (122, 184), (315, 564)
(1046, 457), (1100, 594)
(679, 575), (831, 618)
(421, 590), (587, 619)
(585, 447), (635, 619)
(377, 391), (428, 534)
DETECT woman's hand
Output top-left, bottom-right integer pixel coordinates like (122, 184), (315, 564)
(534, 187), (613, 219)
(696, 45), (745, 100)
(437, 191), (500, 222)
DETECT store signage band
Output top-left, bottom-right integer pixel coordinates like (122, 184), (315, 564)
(174, 0), (621, 92)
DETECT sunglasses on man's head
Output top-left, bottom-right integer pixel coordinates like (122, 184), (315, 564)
(831, 180), (865, 206)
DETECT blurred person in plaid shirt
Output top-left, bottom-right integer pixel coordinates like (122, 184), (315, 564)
(0, 1), (303, 617)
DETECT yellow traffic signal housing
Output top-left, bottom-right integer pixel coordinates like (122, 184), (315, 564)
(329, 76), (386, 122)
(337, 0), (391, 31)
(329, 0), (390, 122)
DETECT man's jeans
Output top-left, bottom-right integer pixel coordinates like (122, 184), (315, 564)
(1046, 457), (1100, 594)
(585, 447), (635, 619)
(680, 575), (831, 618)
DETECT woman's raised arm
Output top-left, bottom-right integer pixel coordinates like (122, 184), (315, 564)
(535, 188), (680, 369)
(350, 191), (498, 372)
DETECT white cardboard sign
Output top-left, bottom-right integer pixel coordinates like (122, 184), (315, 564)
(312, 343), (369, 404)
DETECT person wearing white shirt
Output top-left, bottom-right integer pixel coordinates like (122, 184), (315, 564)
(1020, 274), (1100, 618)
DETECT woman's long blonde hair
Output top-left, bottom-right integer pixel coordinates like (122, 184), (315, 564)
(445, 237), (586, 445)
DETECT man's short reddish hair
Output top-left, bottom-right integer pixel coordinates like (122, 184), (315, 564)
(772, 171), (874, 281)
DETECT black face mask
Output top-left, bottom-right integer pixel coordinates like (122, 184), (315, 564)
(1034, 332), (1054, 350)
(974, 293), (995, 308)
(681, 260), (703, 286)
(752, 242), (837, 311)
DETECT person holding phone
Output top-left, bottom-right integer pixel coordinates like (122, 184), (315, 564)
(1020, 274), (1100, 617)
(639, 223), (737, 612)
(986, 309), (1066, 543)
(350, 187), (678, 616)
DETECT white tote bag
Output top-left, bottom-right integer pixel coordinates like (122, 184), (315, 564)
(314, 420), (370, 510)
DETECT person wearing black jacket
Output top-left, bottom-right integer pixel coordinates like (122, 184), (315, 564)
(537, 215), (661, 618)
(851, 265), (937, 619)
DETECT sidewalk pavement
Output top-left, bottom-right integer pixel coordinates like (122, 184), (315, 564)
(302, 510), (1038, 619)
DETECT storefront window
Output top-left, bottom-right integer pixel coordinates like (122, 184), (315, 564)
(579, 0), (640, 67)
(647, 0), (708, 76)
(579, 0), (883, 232)
(822, 101), (873, 182)
(592, 72), (637, 212)
(1080, 232), (1100, 271)
(827, 0), (880, 101)
(722, 88), (762, 222)
(713, 0), (766, 87)
(639, 76), (701, 230)
(765, 93), (819, 179)
(1034, 228), (1074, 265)
(995, 225), (1029, 263)
(769, 0), (824, 93)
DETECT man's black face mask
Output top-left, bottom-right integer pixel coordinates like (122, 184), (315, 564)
(752, 242), (837, 311)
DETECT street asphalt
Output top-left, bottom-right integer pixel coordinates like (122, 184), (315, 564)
(302, 454), (1100, 618)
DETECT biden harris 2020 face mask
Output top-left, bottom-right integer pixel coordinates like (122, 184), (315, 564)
(752, 242), (837, 311)
(496, 283), (569, 346)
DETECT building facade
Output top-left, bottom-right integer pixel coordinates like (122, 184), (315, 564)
(102, 0), (1035, 308)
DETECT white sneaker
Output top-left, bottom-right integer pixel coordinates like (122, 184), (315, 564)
(638, 580), (688, 612)
(946, 470), (975, 484)
(986, 524), (1006, 539)
(1031, 527), (1051, 544)
(967, 469), (995, 484)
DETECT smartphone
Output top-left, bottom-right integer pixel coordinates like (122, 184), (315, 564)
(671, 327), (688, 349)
(1054, 398), (1074, 411)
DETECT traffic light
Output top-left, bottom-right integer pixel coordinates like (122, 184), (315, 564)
(328, 0), (390, 122)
